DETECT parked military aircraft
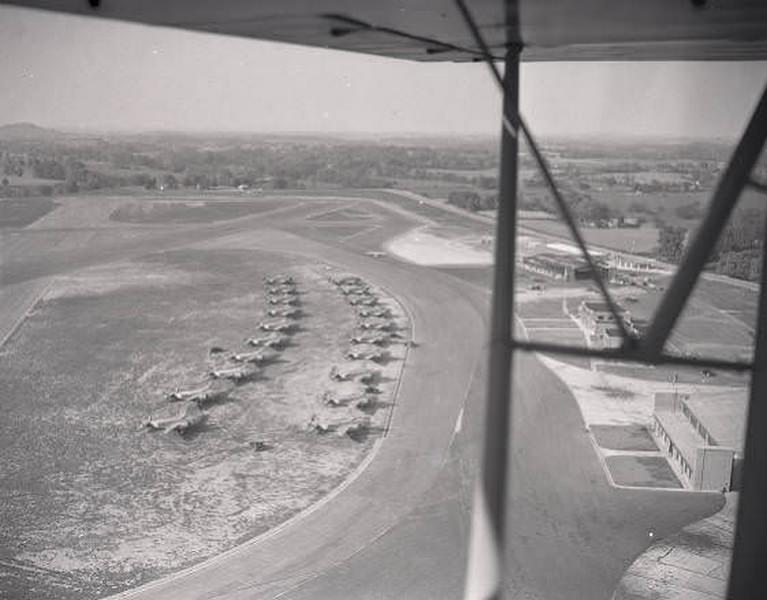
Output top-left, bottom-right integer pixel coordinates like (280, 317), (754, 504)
(266, 285), (298, 296)
(348, 295), (378, 306)
(339, 284), (372, 296)
(306, 413), (331, 434)
(364, 251), (387, 259)
(244, 332), (289, 348)
(345, 345), (386, 362)
(145, 403), (207, 436)
(355, 395), (378, 413)
(358, 318), (397, 331)
(329, 365), (378, 384)
(338, 417), (372, 441)
(267, 295), (299, 306)
(331, 275), (362, 286)
(350, 332), (391, 346)
(230, 347), (281, 365)
(249, 440), (273, 452)
(258, 318), (298, 332)
(357, 306), (392, 319)
(209, 364), (260, 382)
(267, 306), (301, 318)
(21, 1), (767, 597)
(264, 275), (294, 285)
(167, 380), (232, 404)
(321, 389), (371, 407)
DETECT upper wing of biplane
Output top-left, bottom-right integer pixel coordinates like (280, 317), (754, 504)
(3, 0), (767, 61)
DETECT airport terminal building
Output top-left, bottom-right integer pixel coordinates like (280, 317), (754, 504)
(651, 390), (747, 491)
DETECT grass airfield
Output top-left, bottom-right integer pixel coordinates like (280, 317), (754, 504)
(0, 193), (409, 599)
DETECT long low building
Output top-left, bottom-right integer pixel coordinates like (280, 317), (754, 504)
(608, 254), (658, 273)
(651, 390), (747, 491)
(521, 253), (610, 282)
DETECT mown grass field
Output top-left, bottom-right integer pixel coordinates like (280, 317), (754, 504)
(0, 198), (59, 228)
(0, 245), (394, 600)
(606, 456), (681, 489)
(519, 218), (660, 253)
(109, 198), (285, 224)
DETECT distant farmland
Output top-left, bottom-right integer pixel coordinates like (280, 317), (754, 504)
(0, 198), (59, 228)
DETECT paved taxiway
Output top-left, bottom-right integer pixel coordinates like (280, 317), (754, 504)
(267, 211), (723, 600)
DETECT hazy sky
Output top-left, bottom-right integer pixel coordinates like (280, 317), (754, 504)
(1, 5), (766, 138)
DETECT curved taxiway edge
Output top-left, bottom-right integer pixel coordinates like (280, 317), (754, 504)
(103, 228), (486, 600)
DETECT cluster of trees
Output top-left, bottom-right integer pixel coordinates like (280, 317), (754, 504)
(6, 133), (766, 283)
(1, 151), (123, 195)
(1, 152), (25, 176)
(519, 183), (614, 226)
(657, 208), (765, 281)
(658, 225), (687, 263)
(97, 141), (498, 189)
(29, 156), (67, 180)
(0, 138), (500, 196)
(446, 190), (497, 212)
(716, 249), (761, 281)
(574, 198), (612, 225)
(412, 168), (497, 189)
(713, 209), (764, 280)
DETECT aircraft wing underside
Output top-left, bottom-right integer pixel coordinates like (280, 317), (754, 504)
(4, 0), (767, 62)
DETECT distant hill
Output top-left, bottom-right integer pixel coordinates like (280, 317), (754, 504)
(0, 122), (64, 140)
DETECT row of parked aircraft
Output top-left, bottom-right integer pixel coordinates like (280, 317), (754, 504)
(145, 274), (301, 435)
(336, 275), (404, 363)
(306, 274), (406, 441)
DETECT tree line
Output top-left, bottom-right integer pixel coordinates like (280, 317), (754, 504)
(658, 208), (764, 281)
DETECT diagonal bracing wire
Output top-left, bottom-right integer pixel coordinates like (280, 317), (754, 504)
(512, 339), (751, 372)
(452, 0), (634, 345)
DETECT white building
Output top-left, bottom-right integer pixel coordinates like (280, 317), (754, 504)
(651, 391), (746, 491)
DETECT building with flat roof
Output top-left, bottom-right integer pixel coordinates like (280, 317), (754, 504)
(521, 253), (610, 282)
(596, 326), (624, 349)
(684, 391), (747, 453)
(651, 390), (747, 491)
(578, 300), (628, 336)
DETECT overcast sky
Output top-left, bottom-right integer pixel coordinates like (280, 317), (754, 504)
(1, 5), (766, 138)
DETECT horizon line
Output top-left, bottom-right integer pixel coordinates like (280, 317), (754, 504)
(0, 121), (739, 144)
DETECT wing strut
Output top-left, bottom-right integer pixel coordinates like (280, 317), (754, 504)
(454, 0), (632, 348)
(453, 0), (767, 598)
(728, 201), (767, 598)
(463, 42), (519, 600)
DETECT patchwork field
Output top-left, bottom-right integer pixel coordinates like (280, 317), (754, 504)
(109, 199), (285, 224)
(520, 219), (660, 253)
(612, 282), (755, 367)
(0, 197), (60, 228)
(0, 245), (408, 600)
(606, 456), (682, 489)
(306, 206), (376, 222)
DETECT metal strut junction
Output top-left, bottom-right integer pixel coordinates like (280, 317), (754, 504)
(453, 1), (767, 600)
